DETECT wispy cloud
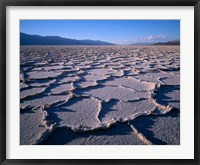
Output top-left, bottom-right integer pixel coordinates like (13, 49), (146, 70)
(139, 35), (170, 42)
(117, 34), (176, 45)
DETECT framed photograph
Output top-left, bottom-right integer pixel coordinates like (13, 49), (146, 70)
(0, 0), (199, 164)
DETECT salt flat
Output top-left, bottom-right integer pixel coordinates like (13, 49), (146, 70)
(20, 46), (180, 145)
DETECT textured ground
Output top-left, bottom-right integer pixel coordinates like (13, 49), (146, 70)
(20, 46), (180, 145)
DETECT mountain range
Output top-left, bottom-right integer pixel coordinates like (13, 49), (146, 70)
(20, 32), (180, 46)
(130, 40), (180, 46)
(153, 40), (180, 45)
(20, 33), (115, 45)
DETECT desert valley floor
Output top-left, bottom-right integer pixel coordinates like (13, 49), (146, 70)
(20, 46), (180, 145)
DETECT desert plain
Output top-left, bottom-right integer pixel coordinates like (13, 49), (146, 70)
(20, 46), (180, 145)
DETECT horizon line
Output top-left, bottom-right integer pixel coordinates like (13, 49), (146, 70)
(20, 32), (180, 46)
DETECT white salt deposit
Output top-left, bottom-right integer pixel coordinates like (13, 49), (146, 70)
(20, 108), (48, 145)
(74, 81), (97, 88)
(58, 76), (80, 84)
(88, 68), (114, 75)
(20, 46), (180, 145)
(99, 99), (156, 123)
(21, 94), (71, 110)
(20, 83), (29, 89)
(82, 74), (108, 81)
(160, 76), (180, 85)
(50, 83), (74, 94)
(27, 71), (63, 79)
(103, 77), (156, 91)
(20, 87), (46, 99)
(48, 97), (101, 130)
(30, 79), (56, 87)
(77, 86), (149, 101)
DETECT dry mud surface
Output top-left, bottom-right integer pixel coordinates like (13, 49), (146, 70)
(20, 46), (180, 145)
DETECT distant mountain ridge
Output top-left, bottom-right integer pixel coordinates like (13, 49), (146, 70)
(153, 40), (180, 45)
(20, 33), (115, 45)
(130, 40), (180, 46)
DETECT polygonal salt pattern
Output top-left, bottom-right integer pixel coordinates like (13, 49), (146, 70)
(50, 83), (74, 94)
(21, 94), (71, 110)
(20, 87), (46, 99)
(99, 99), (156, 123)
(20, 46), (180, 145)
(47, 97), (101, 130)
(20, 108), (48, 145)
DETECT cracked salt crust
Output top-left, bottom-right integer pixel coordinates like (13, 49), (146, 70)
(20, 46), (180, 145)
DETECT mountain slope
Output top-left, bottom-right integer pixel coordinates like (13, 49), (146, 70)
(20, 33), (115, 45)
(153, 40), (180, 45)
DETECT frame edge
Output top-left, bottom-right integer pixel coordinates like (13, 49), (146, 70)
(0, 1), (6, 165)
(1, 0), (199, 165)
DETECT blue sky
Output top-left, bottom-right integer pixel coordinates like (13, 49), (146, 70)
(20, 20), (180, 44)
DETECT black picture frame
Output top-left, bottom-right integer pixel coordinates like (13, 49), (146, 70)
(0, 0), (199, 164)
